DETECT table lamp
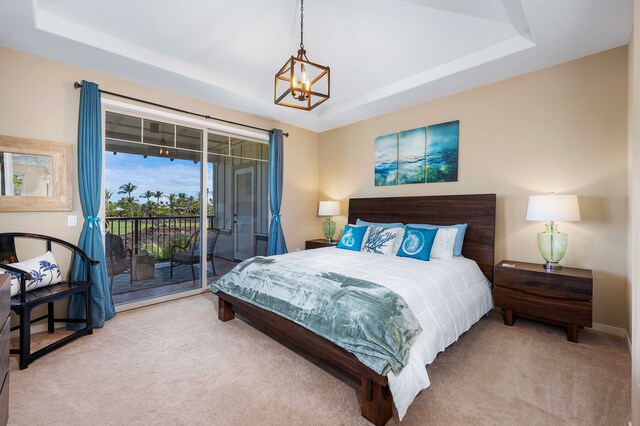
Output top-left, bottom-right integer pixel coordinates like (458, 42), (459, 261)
(318, 201), (341, 242)
(526, 194), (580, 270)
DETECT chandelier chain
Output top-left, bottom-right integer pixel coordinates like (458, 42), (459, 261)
(300, 0), (304, 50)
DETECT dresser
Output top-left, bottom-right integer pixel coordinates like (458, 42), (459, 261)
(0, 274), (9, 425)
(493, 260), (592, 343)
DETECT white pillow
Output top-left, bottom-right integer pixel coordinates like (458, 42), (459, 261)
(390, 228), (406, 256)
(7, 251), (62, 296)
(362, 226), (405, 256)
(430, 228), (458, 260)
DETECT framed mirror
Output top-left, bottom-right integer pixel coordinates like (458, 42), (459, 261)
(0, 135), (72, 211)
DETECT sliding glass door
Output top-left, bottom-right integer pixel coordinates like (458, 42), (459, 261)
(104, 109), (269, 306)
(234, 166), (254, 261)
(206, 133), (269, 285)
(104, 111), (205, 305)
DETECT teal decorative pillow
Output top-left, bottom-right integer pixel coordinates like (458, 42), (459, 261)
(397, 227), (438, 261)
(8, 251), (62, 297)
(337, 225), (368, 251)
(362, 226), (404, 256)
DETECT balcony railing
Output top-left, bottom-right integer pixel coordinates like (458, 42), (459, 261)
(106, 215), (215, 262)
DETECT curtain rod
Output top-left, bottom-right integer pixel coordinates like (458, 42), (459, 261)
(73, 81), (288, 138)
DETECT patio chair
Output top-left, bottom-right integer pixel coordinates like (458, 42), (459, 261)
(0, 233), (96, 370)
(105, 232), (132, 291)
(170, 229), (220, 280)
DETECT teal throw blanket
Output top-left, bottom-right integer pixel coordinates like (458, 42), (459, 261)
(210, 257), (422, 375)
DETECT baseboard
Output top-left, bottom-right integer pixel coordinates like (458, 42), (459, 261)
(592, 322), (628, 337)
(31, 322), (66, 334)
(9, 322), (66, 339)
(592, 322), (631, 353)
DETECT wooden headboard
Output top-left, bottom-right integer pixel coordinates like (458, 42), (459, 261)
(348, 194), (496, 283)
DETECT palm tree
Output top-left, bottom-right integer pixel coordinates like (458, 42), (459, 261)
(154, 190), (164, 205)
(118, 182), (137, 217)
(167, 193), (177, 215)
(105, 190), (115, 217)
(141, 190), (155, 216)
(187, 195), (198, 215)
(141, 190), (154, 203)
(177, 193), (188, 214)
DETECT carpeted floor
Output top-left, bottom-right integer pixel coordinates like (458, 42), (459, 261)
(8, 294), (630, 425)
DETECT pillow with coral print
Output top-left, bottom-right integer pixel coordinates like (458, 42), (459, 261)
(7, 251), (62, 296)
(362, 225), (405, 256)
(430, 228), (458, 260)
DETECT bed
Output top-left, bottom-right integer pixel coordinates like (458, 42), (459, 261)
(213, 194), (496, 425)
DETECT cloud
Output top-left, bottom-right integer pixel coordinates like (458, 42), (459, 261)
(106, 153), (213, 200)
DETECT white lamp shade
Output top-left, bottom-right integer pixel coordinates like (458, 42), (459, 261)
(318, 201), (341, 217)
(526, 194), (581, 222)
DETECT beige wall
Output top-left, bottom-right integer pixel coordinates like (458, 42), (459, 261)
(0, 44), (631, 333)
(319, 47), (629, 330)
(628, 2), (639, 424)
(277, 122), (320, 252)
(0, 45), (319, 254)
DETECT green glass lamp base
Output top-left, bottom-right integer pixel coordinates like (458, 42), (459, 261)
(322, 217), (336, 242)
(537, 222), (568, 270)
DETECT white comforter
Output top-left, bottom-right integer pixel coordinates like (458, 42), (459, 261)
(273, 247), (493, 420)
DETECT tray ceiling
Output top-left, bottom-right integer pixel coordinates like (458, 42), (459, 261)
(0, 0), (632, 131)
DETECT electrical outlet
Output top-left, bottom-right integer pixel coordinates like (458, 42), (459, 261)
(67, 215), (77, 227)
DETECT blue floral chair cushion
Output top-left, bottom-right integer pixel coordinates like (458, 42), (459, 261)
(7, 251), (62, 296)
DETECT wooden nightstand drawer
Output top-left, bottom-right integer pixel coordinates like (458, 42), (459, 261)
(0, 370), (7, 426)
(494, 266), (591, 301)
(493, 285), (592, 326)
(0, 275), (8, 323)
(0, 274), (8, 426)
(305, 239), (338, 250)
(0, 317), (8, 381)
(0, 316), (7, 426)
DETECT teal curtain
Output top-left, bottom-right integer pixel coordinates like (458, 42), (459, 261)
(268, 129), (288, 256)
(68, 80), (116, 329)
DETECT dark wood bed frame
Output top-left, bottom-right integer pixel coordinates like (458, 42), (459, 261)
(215, 194), (496, 425)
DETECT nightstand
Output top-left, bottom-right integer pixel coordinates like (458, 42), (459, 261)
(305, 239), (338, 250)
(493, 260), (592, 343)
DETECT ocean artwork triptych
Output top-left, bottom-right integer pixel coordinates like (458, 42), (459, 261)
(374, 120), (459, 186)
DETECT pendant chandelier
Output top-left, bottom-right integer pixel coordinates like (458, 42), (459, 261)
(274, 0), (330, 111)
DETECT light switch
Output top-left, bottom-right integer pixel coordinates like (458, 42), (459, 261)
(67, 215), (77, 227)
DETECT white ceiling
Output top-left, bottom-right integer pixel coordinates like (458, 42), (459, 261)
(0, 0), (633, 132)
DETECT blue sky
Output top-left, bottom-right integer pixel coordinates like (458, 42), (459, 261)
(106, 153), (213, 201)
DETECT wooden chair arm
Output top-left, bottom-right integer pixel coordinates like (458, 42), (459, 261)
(0, 233), (97, 265)
(0, 263), (31, 280)
(0, 264), (30, 297)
